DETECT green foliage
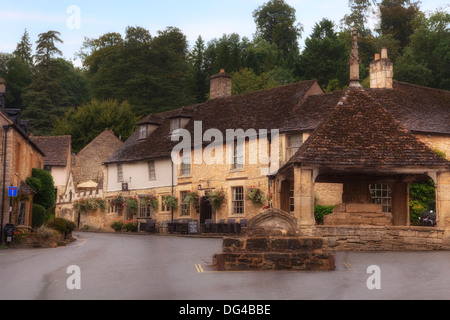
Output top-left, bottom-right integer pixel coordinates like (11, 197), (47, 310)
(126, 197), (138, 215)
(73, 197), (107, 213)
(208, 189), (226, 210)
(46, 218), (76, 238)
(26, 168), (56, 210)
(253, 0), (303, 57)
(184, 192), (199, 206)
(52, 99), (134, 153)
(314, 205), (335, 225)
(409, 180), (436, 226)
(32, 204), (48, 228)
(295, 19), (349, 88)
(246, 186), (266, 206)
(111, 220), (123, 232)
(122, 219), (138, 232)
(163, 195), (178, 210)
(231, 68), (280, 95)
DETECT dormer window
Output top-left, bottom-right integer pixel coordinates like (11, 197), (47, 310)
(139, 125), (148, 140)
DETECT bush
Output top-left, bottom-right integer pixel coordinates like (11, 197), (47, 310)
(35, 225), (59, 239)
(314, 205), (335, 225)
(111, 220), (123, 232)
(46, 218), (76, 239)
(122, 220), (138, 232)
(26, 168), (56, 210)
(32, 204), (48, 228)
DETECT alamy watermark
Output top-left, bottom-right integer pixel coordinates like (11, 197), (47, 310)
(366, 265), (381, 290)
(66, 265), (81, 290)
(67, 5), (81, 30)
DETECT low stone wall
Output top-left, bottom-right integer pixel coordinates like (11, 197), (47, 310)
(213, 236), (335, 271)
(314, 225), (449, 251)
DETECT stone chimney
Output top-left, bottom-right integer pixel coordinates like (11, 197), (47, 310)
(210, 69), (232, 99)
(370, 48), (393, 89)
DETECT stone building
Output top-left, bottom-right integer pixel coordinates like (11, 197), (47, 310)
(99, 33), (450, 252)
(0, 79), (45, 236)
(55, 129), (123, 230)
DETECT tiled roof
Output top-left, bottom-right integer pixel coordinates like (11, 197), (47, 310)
(30, 135), (71, 166)
(105, 80), (319, 164)
(286, 87), (449, 168)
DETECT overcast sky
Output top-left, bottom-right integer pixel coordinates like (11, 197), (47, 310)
(1, 0), (448, 67)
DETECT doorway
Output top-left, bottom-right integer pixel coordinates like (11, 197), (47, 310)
(200, 196), (212, 224)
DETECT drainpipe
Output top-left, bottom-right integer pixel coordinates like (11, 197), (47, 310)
(171, 159), (174, 223)
(0, 125), (11, 244)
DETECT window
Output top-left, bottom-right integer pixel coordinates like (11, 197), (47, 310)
(148, 161), (156, 180)
(290, 184), (295, 213)
(18, 202), (26, 225)
(232, 187), (245, 215)
(370, 184), (392, 213)
(117, 164), (123, 182)
(180, 152), (191, 176)
(138, 198), (152, 218)
(286, 134), (303, 160)
(180, 191), (190, 216)
(231, 140), (244, 170)
(139, 125), (147, 140)
(161, 196), (169, 212)
(170, 118), (181, 133)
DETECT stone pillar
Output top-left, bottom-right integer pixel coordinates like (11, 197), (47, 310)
(391, 182), (409, 226)
(436, 172), (450, 233)
(293, 166), (315, 226)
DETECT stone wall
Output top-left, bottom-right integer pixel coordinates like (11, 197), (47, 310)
(213, 236), (335, 271)
(314, 225), (449, 251)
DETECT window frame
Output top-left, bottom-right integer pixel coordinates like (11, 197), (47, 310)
(148, 160), (156, 180)
(232, 186), (245, 215)
(286, 134), (303, 160)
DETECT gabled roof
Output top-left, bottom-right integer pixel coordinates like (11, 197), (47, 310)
(286, 87), (449, 169)
(30, 135), (71, 167)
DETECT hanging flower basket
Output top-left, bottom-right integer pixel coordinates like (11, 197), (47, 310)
(184, 191), (200, 206)
(111, 195), (125, 207)
(163, 194), (178, 209)
(246, 186), (266, 206)
(74, 197), (106, 212)
(142, 194), (159, 209)
(126, 197), (138, 215)
(208, 188), (226, 210)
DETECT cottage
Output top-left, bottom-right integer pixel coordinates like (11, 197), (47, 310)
(56, 129), (123, 230)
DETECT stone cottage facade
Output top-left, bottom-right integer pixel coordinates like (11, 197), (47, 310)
(0, 79), (45, 236)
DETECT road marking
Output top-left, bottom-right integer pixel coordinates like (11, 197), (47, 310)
(344, 262), (356, 272)
(195, 264), (204, 273)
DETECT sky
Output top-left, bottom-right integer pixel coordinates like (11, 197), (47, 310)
(1, 0), (449, 67)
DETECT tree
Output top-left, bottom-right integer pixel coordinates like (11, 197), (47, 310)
(379, 0), (422, 50)
(189, 36), (209, 103)
(296, 19), (349, 89)
(52, 99), (136, 153)
(34, 31), (63, 66)
(13, 29), (33, 66)
(253, 0), (303, 57)
(341, 0), (377, 36)
(394, 9), (450, 90)
(21, 58), (90, 135)
(231, 68), (280, 95)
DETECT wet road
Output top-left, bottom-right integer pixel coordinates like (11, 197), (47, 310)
(1, 231), (450, 300)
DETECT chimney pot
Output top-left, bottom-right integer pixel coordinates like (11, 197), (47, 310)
(375, 53), (380, 61)
(381, 47), (388, 59)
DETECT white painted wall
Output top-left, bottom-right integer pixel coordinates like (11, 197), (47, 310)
(106, 159), (177, 192)
(51, 166), (69, 187)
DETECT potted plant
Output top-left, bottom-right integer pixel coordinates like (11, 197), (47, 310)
(246, 186), (266, 206)
(208, 188), (226, 210)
